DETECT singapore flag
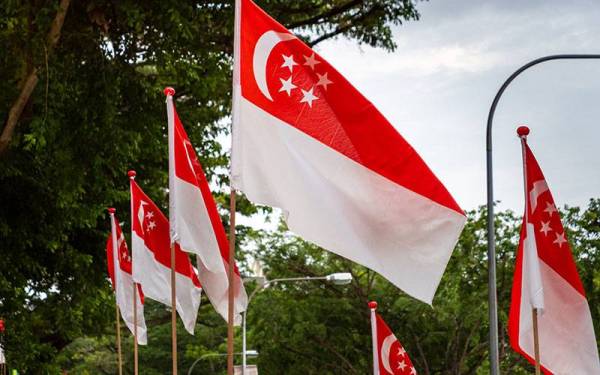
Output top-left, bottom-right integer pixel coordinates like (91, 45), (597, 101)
(231, 0), (466, 303)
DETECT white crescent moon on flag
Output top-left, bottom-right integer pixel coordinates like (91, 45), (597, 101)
(381, 334), (396, 374)
(252, 30), (295, 101)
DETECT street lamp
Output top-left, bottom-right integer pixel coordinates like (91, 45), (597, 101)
(241, 272), (353, 374)
(187, 350), (258, 375)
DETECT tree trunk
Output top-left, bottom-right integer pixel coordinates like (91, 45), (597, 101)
(0, 0), (71, 156)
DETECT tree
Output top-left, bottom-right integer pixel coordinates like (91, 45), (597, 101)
(0, 0), (421, 371)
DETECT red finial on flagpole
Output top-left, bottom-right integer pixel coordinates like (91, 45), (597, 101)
(128, 170), (137, 179)
(517, 126), (530, 138)
(368, 301), (378, 310)
(108, 207), (116, 214)
(164, 87), (175, 96)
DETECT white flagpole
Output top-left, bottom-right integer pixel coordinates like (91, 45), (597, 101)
(369, 301), (379, 375)
(517, 126), (541, 375)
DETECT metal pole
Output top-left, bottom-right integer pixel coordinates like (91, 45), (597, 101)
(486, 54), (600, 375)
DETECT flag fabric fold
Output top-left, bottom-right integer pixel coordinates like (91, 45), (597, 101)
(508, 140), (600, 374)
(130, 178), (202, 335)
(231, 0), (466, 304)
(166, 91), (248, 324)
(107, 210), (147, 345)
(370, 303), (417, 375)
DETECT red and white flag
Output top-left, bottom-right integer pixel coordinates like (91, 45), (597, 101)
(107, 209), (147, 345)
(509, 130), (600, 374)
(130, 175), (203, 334)
(231, 0), (466, 303)
(166, 89), (248, 324)
(369, 302), (417, 375)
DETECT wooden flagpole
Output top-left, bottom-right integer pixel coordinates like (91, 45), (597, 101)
(171, 242), (178, 375)
(532, 308), (541, 375)
(115, 303), (123, 375)
(227, 189), (236, 375)
(133, 282), (139, 375)
(518, 126), (542, 374)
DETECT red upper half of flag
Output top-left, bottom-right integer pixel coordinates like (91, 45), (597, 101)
(523, 143), (584, 295)
(130, 179), (201, 287)
(106, 214), (145, 301)
(172, 106), (240, 276)
(237, 0), (462, 215)
(375, 313), (417, 375)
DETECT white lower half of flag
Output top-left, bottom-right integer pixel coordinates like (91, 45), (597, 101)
(232, 97), (466, 303)
(115, 268), (147, 345)
(132, 234), (202, 334)
(518, 258), (600, 373)
(172, 178), (248, 325)
(172, 179), (224, 273)
(195, 254), (248, 326)
(524, 223), (544, 309)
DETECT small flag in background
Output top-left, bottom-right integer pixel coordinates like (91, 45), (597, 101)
(508, 127), (600, 374)
(166, 88), (248, 324)
(130, 173), (203, 335)
(369, 302), (417, 375)
(231, 0), (466, 304)
(107, 209), (147, 345)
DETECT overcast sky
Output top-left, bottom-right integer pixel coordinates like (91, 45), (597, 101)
(313, 0), (600, 213)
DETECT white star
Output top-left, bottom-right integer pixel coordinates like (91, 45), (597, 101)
(300, 87), (318, 107)
(397, 360), (407, 371)
(553, 232), (567, 248)
(410, 366), (417, 375)
(544, 202), (558, 217)
(316, 72), (333, 90)
(281, 54), (298, 72)
(397, 346), (406, 357)
(278, 76), (297, 96)
(147, 221), (156, 231)
(539, 221), (552, 236)
(303, 53), (320, 69)
(145, 211), (154, 220)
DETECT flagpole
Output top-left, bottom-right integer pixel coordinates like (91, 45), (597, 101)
(368, 301), (379, 375)
(171, 242), (178, 375)
(109, 208), (124, 375)
(518, 126), (541, 375)
(227, 189), (236, 375)
(164, 87), (179, 375)
(115, 302), (123, 375)
(133, 281), (139, 375)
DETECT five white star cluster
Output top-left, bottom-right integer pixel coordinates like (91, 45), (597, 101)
(278, 52), (333, 107)
(145, 210), (157, 232)
(535, 199), (566, 249)
(396, 345), (416, 374)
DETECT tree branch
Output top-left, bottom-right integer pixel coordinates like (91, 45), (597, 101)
(0, 0), (71, 156)
(287, 0), (364, 30)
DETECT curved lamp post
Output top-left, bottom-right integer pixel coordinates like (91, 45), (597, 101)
(242, 272), (353, 374)
(486, 54), (600, 375)
(187, 350), (258, 375)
